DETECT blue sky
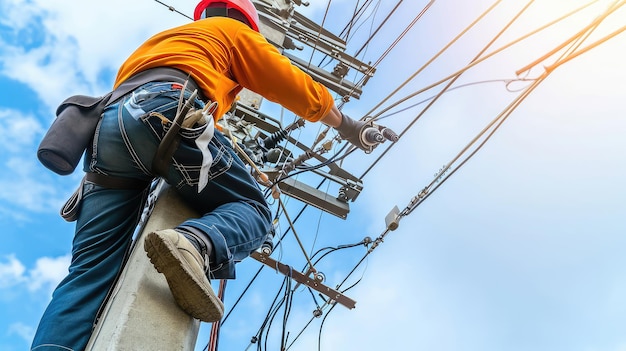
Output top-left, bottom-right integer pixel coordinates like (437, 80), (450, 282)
(1, 0), (625, 350)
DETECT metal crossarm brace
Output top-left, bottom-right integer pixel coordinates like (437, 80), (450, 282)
(250, 251), (357, 309)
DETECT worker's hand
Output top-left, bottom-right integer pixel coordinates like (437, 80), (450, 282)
(334, 113), (397, 153)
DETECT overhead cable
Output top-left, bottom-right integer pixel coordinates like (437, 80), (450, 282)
(359, 0), (603, 179)
(339, 0), (437, 109)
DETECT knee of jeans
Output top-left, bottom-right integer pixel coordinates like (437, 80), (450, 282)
(245, 199), (272, 233)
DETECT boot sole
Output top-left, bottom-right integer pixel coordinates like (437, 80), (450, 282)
(144, 231), (224, 322)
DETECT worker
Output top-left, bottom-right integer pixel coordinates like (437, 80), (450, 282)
(31, 0), (389, 350)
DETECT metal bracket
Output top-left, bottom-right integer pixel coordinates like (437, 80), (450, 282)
(254, 1), (375, 100)
(223, 103), (364, 218)
(250, 251), (356, 309)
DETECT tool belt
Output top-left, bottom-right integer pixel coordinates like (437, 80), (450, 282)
(37, 67), (204, 175)
(44, 67), (207, 221)
(60, 173), (152, 222)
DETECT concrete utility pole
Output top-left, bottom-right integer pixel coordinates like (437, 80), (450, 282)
(85, 2), (374, 350)
(85, 182), (201, 350)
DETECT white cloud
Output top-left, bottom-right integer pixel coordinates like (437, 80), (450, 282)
(0, 207), (31, 222)
(0, 109), (77, 215)
(0, 109), (44, 153)
(27, 255), (71, 293)
(0, 254), (70, 295)
(7, 322), (35, 345)
(0, 43), (85, 110)
(0, 255), (26, 287)
(0, 0), (197, 109)
(1, 156), (65, 213)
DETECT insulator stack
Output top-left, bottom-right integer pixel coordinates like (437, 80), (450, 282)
(263, 129), (289, 149)
(279, 149), (314, 177)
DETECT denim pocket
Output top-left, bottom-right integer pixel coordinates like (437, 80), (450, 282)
(171, 132), (234, 187)
(205, 135), (234, 180)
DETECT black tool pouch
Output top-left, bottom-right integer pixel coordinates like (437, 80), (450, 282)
(37, 93), (112, 175)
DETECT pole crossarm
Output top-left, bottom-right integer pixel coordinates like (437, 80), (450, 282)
(254, 1), (375, 100)
(250, 251), (357, 309)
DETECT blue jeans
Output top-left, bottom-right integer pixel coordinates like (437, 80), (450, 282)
(31, 82), (272, 350)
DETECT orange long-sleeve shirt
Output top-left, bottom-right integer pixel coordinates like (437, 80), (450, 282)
(114, 17), (334, 123)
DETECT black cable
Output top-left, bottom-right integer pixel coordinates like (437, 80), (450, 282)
(304, 239), (371, 273)
(359, 0), (528, 180)
(262, 278), (294, 351)
(338, 0), (374, 39)
(342, 0), (361, 41)
(257, 278), (288, 351)
(220, 266), (264, 325)
(353, 0), (402, 58)
(281, 270), (294, 350)
(278, 241), (370, 350)
(334, 0), (437, 110)
(317, 302), (338, 351)
(404, 2), (626, 216)
(224, 196), (324, 349)
(153, 0), (193, 20)
(262, 147), (356, 199)
(324, 2), (538, 295)
(335, 1), (626, 300)
(155, 1), (625, 349)
(374, 78), (536, 122)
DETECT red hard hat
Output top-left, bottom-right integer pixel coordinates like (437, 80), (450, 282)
(194, 0), (260, 32)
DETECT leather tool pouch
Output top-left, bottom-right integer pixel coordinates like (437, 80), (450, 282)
(60, 176), (85, 222)
(37, 93), (112, 175)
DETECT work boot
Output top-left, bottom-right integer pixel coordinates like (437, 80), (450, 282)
(144, 229), (224, 322)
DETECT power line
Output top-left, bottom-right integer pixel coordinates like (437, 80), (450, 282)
(153, 0), (193, 20)
(358, 0), (604, 181)
(152, 1), (626, 350)
(331, 0), (626, 324)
